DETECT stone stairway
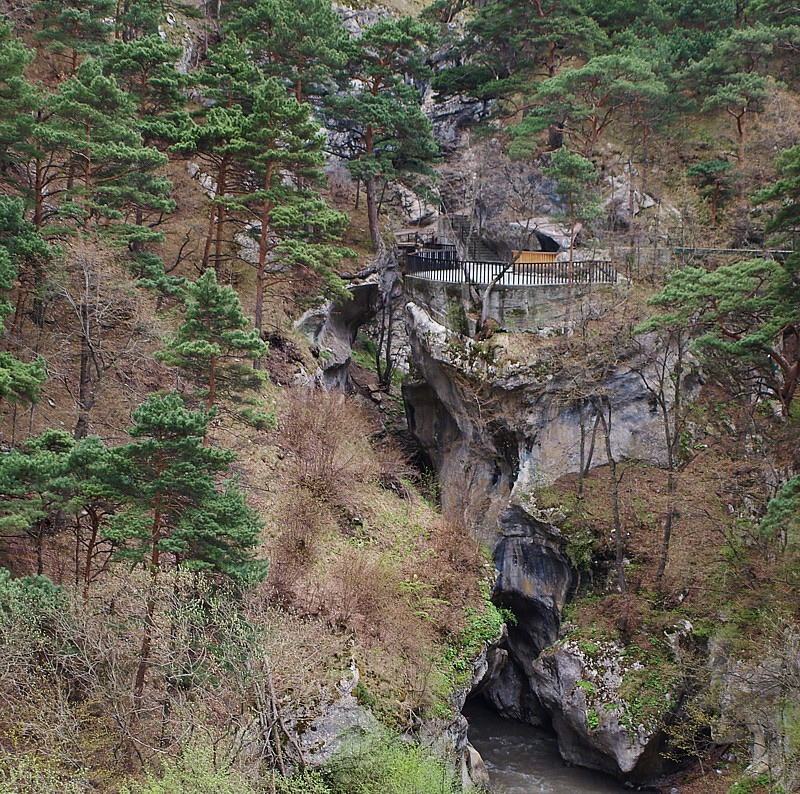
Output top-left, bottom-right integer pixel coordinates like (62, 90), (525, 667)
(445, 215), (500, 261)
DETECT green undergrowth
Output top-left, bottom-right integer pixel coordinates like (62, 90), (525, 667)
(726, 772), (772, 794)
(438, 581), (512, 692)
(0, 756), (89, 794)
(119, 734), (461, 794)
(322, 729), (461, 794)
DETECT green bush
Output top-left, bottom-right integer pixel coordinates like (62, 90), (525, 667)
(120, 746), (258, 794)
(326, 731), (460, 794)
(0, 756), (88, 794)
(275, 771), (333, 794)
(727, 772), (771, 793)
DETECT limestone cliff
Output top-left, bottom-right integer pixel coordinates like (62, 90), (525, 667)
(403, 301), (683, 779)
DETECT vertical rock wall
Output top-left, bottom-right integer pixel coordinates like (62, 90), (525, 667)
(403, 301), (677, 779)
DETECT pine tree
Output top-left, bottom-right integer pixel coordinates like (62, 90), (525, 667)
(113, 0), (203, 42)
(0, 429), (122, 587)
(687, 158), (734, 227)
(471, 0), (606, 81)
(114, 0), (165, 41)
(174, 103), (249, 272)
(156, 269), (268, 408)
(0, 429), (77, 576)
(67, 434), (122, 590)
(0, 24), (40, 179)
(174, 41), (264, 272)
(326, 17), (438, 251)
(224, 0), (349, 103)
(760, 475), (800, 549)
(104, 35), (191, 145)
(234, 78), (350, 335)
(755, 142), (800, 243)
(686, 25), (785, 204)
(642, 257), (799, 417)
(0, 198), (49, 414)
(102, 392), (265, 697)
(0, 27), (66, 231)
(33, 0), (115, 77)
(509, 53), (667, 159)
(44, 59), (173, 246)
(201, 38), (264, 111)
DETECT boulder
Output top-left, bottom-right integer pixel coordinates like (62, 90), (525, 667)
(531, 638), (668, 778)
(295, 693), (380, 767)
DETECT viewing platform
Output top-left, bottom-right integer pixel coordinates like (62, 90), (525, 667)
(402, 248), (622, 333)
(403, 250), (620, 287)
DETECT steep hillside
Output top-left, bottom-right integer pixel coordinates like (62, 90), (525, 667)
(0, 0), (798, 792)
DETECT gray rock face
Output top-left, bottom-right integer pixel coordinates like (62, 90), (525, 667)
(391, 181), (439, 226)
(480, 655), (548, 726)
(494, 506), (576, 659)
(295, 281), (380, 391)
(421, 88), (491, 152)
(294, 248), (401, 391)
(295, 693), (380, 767)
(711, 630), (800, 792)
(403, 301), (682, 780)
(604, 171), (657, 230)
(531, 639), (666, 778)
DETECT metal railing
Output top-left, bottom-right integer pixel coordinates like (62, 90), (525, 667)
(405, 252), (618, 286)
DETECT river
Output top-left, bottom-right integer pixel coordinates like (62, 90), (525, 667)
(464, 700), (635, 794)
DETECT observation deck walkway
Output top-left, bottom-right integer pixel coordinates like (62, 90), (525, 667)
(404, 250), (620, 287)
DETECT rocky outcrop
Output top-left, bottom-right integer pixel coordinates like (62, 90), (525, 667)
(403, 302), (669, 533)
(418, 631), (510, 791)
(294, 281), (380, 391)
(403, 301), (684, 780)
(531, 638), (669, 779)
(421, 88), (491, 153)
(294, 248), (402, 391)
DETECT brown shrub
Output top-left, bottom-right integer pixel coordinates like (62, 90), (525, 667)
(268, 485), (334, 599)
(278, 389), (377, 508)
(412, 517), (486, 634)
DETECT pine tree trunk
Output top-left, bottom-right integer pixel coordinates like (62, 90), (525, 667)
(711, 185), (719, 226)
(34, 159), (44, 228)
(74, 300), (93, 440)
(736, 109), (747, 207)
(135, 475), (163, 701)
(213, 160), (228, 276)
(657, 468), (676, 584)
(657, 333), (683, 585)
(254, 164), (273, 367)
(83, 508), (100, 594)
(207, 355), (216, 410)
(202, 204), (216, 271)
(365, 174), (381, 252)
(566, 197), (575, 329)
(36, 519), (44, 576)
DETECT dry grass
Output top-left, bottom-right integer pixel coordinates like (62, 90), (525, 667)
(254, 387), (488, 720)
